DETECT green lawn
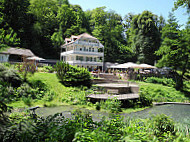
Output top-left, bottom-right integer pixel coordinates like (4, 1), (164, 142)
(9, 72), (189, 113)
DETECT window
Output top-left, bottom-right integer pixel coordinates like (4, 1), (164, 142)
(89, 47), (91, 52)
(79, 56), (83, 61)
(86, 57), (89, 61)
(90, 57), (93, 61)
(92, 48), (94, 52)
(84, 47), (86, 51)
(80, 48), (82, 51)
(94, 57), (96, 62)
(76, 56), (79, 60)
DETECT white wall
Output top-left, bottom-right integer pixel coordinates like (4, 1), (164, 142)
(0, 54), (9, 62)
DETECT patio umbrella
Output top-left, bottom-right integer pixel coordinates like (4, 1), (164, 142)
(27, 56), (45, 61)
(138, 64), (157, 69)
(109, 62), (139, 69)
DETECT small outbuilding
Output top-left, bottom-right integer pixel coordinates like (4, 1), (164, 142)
(0, 47), (35, 62)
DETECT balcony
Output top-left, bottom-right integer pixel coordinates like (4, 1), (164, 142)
(75, 41), (99, 46)
(67, 60), (103, 66)
(61, 50), (103, 57)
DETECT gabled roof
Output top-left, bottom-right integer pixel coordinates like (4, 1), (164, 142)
(77, 33), (97, 40)
(1, 47), (35, 57)
(62, 33), (101, 47)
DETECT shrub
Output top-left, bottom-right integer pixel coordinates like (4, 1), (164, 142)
(100, 98), (122, 113)
(41, 65), (54, 73)
(140, 82), (189, 102)
(15, 81), (55, 101)
(55, 61), (92, 88)
(95, 102), (101, 110)
(22, 97), (32, 106)
(145, 77), (175, 87)
(152, 114), (176, 141)
(139, 91), (153, 107)
(0, 63), (22, 87)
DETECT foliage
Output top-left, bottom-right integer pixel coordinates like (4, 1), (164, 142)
(174, 0), (190, 12)
(0, 63), (22, 87)
(100, 98), (122, 113)
(152, 114), (176, 140)
(156, 12), (190, 90)
(140, 82), (189, 102)
(17, 59), (36, 82)
(0, 111), (189, 142)
(0, 83), (14, 123)
(40, 65), (55, 73)
(129, 11), (161, 65)
(56, 61), (92, 88)
(15, 80), (54, 102)
(145, 77), (175, 87)
(139, 91), (153, 107)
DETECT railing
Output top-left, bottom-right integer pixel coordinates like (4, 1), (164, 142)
(78, 41), (99, 46)
(61, 50), (103, 56)
(67, 60), (103, 66)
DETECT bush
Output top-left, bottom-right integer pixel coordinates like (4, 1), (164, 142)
(145, 77), (175, 87)
(1, 112), (189, 142)
(15, 80), (55, 101)
(152, 114), (176, 141)
(139, 91), (153, 107)
(140, 82), (189, 102)
(0, 63), (22, 87)
(100, 98), (122, 113)
(41, 65), (55, 73)
(56, 61), (92, 88)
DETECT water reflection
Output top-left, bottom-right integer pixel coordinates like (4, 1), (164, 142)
(36, 104), (190, 125)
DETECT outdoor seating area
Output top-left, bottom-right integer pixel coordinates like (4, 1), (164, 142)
(106, 62), (175, 80)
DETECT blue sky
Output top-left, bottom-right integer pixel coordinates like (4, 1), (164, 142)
(69, 0), (189, 27)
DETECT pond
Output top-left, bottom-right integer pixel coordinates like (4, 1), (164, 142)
(36, 104), (190, 125)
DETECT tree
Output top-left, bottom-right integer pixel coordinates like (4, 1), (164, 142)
(174, 0), (190, 12)
(156, 12), (190, 90)
(129, 11), (161, 65)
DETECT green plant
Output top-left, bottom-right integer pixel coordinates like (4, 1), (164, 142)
(55, 61), (92, 88)
(0, 63), (22, 87)
(145, 77), (175, 87)
(100, 98), (122, 113)
(95, 102), (101, 110)
(22, 97), (32, 106)
(42, 65), (54, 73)
(152, 114), (176, 141)
(139, 91), (153, 107)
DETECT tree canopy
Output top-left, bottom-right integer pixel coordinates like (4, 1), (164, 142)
(0, 0), (189, 73)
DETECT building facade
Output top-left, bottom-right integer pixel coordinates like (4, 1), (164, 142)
(60, 33), (104, 71)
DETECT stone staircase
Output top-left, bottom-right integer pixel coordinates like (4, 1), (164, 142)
(92, 73), (120, 84)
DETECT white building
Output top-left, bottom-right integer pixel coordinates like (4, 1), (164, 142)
(60, 33), (104, 71)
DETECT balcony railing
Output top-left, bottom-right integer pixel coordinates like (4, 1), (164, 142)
(61, 50), (103, 56)
(77, 41), (99, 46)
(67, 60), (103, 66)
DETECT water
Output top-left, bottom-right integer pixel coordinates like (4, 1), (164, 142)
(124, 104), (190, 125)
(36, 104), (190, 125)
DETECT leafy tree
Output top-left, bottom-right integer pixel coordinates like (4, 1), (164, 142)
(156, 12), (190, 89)
(174, 0), (190, 12)
(130, 11), (161, 65)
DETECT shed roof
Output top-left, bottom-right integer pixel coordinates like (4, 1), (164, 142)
(1, 47), (35, 57)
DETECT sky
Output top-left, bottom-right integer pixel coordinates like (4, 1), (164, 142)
(69, 0), (189, 27)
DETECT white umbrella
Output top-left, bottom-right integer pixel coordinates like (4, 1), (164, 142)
(138, 64), (157, 69)
(27, 56), (45, 61)
(109, 62), (139, 69)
